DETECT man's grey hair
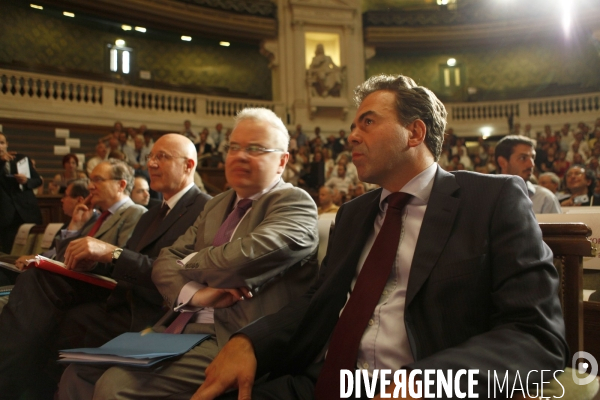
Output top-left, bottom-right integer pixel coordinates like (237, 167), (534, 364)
(353, 74), (447, 161)
(234, 108), (290, 151)
(539, 172), (561, 186)
(106, 159), (135, 195)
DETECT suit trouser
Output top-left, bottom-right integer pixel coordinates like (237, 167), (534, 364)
(0, 268), (131, 399)
(58, 324), (217, 400)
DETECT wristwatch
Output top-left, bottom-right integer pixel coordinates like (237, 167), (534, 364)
(112, 248), (123, 264)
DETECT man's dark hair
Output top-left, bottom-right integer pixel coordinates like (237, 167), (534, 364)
(353, 74), (447, 161)
(107, 159), (135, 195)
(68, 179), (90, 198)
(494, 135), (535, 167)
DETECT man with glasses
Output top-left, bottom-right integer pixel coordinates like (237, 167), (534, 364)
(59, 108), (319, 399)
(0, 159), (149, 399)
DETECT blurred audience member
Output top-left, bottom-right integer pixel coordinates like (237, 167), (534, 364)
(49, 153), (86, 195)
(0, 132), (43, 253)
(130, 176), (150, 207)
(87, 143), (108, 175)
(560, 165), (600, 207)
(317, 186), (339, 215)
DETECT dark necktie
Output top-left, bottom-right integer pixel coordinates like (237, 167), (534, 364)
(86, 211), (111, 237)
(165, 197), (253, 334)
(314, 192), (412, 400)
(135, 203), (169, 252)
(212, 198), (253, 246)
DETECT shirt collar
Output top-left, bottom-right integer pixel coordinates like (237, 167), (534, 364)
(165, 182), (195, 211)
(379, 162), (437, 211)
(526, 180), (536, 195)
(107, 196), (129, 214)
(234, 177), (281, 207)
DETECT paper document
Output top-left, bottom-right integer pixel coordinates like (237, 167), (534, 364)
(31, 256), (117, 290)
(16, 157), (30, 178)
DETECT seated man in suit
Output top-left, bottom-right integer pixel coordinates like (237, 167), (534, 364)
(0, 159), (154, 398)
(59, 107), (319, 399)
(192, 75), (569, 400)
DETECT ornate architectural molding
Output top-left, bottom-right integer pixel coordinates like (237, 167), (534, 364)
(40, 0), (277, 42)
(260, 40), (279, 68)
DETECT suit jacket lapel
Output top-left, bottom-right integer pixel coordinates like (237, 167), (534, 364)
(95, 198), (132, 238)
(406, 167), (460, 307)
(137, 187), (200, 251)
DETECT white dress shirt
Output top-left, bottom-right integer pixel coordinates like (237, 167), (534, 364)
(348, 162), (437, 374)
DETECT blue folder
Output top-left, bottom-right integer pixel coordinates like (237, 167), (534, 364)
(58, 332), (210, 367)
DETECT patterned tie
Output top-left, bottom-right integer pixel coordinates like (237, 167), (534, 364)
(86, 211), (111, 237)
(165, 198), (253, 334)
(134, 203), (169, 252)
(314, 192), (412, 400)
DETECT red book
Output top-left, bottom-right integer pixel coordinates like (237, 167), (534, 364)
(30, 256), (117, 290)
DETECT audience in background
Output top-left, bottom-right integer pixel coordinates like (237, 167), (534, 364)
(317, 185), (339, 215)
(130, 176), (151, 207)
(86, 143), (108, 175)
(49, 153), (87, 195)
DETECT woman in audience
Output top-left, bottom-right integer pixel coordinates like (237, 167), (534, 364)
(48, 153), (86, 195)
(560, 165), (600, 206)
(540, 146), (557, 173)
(282, 151), (303, 186)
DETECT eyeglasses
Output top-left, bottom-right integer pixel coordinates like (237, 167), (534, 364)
(90, 176), (119, 184)
(224, 144), (285, 156)
(145, 152), (188, 163)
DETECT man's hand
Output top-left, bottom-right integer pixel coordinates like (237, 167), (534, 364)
(192, 334), (257, 400)
(68, 195), (95, 231)
(14, 255), (34, 271)
(63, 237), (117, 270)
(190, 287), (252, 309)
(0, 151), (14, 162)
(13, 173), (28, 185)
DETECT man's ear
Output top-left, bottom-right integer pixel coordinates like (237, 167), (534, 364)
(184, 158), (196, 174)
(278, 152), (290, 174)
(407, 120), (427, 148)
(497, 156), (508, 173)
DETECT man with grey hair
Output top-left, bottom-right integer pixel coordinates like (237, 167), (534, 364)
(59, 108), (318, 399)
(0, 159), (146, 399)
(538, 172), (561, 194)
(194, 74), (566, 399)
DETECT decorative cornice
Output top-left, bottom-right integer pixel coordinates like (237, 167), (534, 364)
(38, 0), (277, 42)
(176, 0), (276, 17)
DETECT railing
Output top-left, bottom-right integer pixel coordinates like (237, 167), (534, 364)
(448, 92), (600, 125)
(0, 72), (103, 105)
(0, 68), (281, 130)
(0, 67), (598, 134)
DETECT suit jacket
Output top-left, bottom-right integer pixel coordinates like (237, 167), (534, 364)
(103, 186), (211, 330)
(242, 167), (568, 396)
(151, 180), (319, 348)
(0, 154), (43, 227)
(55, 197), (146, 261)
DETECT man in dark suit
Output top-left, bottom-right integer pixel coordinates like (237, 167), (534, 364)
(0, 131), (43, 253)
(0, 134), (210, 399)
(193, 75), (568, 400)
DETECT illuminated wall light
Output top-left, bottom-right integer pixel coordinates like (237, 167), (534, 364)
(63, 11), (75, 17)
(135, 26), (146, 33)
(122, 51), (130, 74)
(219, 41), (230, 47)
(121, 25), (132, 31)
(447, 58), (457, 67)
(30, 4), (43, 10)
(480, 127), (493, 139)
(115, 39), (126, 47)
(561, 4), (571, 37)
(181, 36), (192, 42)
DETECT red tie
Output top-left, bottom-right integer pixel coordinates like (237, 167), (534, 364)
(165, 198), (254, 334)
(314, 192), (412, 400)
(86, 211), (111, 237)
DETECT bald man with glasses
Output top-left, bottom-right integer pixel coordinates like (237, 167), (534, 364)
(59, 108), (319, 400)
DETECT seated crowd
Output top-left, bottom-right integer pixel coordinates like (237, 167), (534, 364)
(0, 74), (597, 400)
